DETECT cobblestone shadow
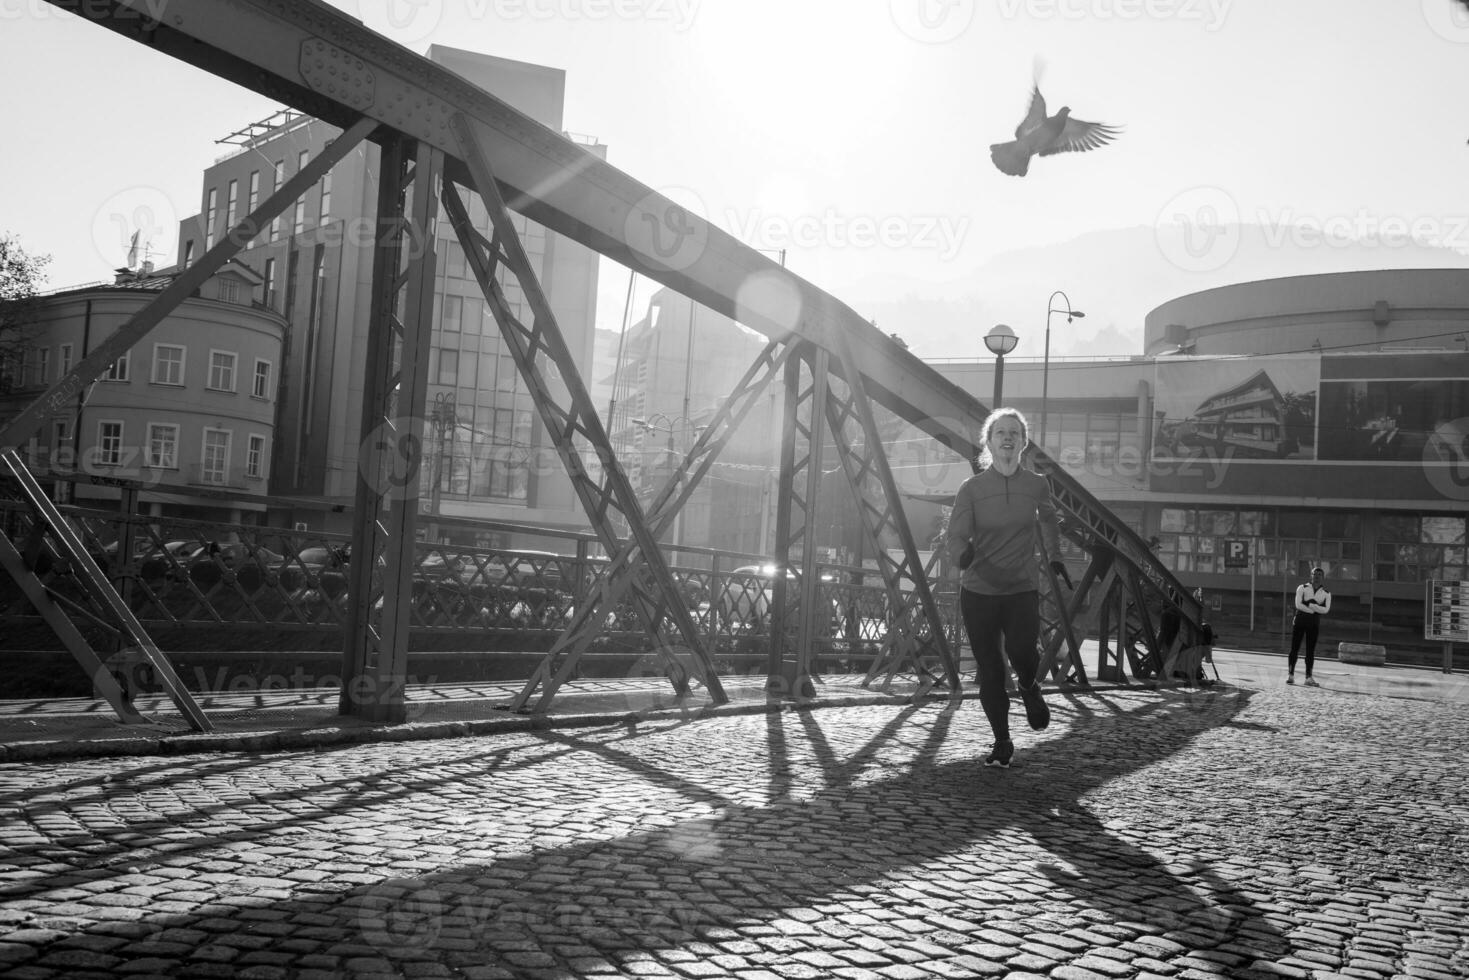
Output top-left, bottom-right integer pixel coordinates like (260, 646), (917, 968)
(1, 685), (1308, 977)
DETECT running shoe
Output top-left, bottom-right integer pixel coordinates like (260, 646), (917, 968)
(1304, 676), (1319, 687)
(1021, 681), (1050, 731)
(1286, 674), (1295, 685)
(984, 739), (1014, 768)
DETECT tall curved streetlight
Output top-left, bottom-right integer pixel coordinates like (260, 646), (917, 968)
(1040, 291), (1085, 448)
(984, 323), (1019, 408)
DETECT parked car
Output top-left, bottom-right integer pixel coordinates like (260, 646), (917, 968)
(716, 563), (838, 633)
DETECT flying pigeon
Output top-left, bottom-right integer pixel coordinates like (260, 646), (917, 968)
(990, 83), (1121, 177)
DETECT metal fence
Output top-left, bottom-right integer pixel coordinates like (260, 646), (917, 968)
(1, 502), (962, 672)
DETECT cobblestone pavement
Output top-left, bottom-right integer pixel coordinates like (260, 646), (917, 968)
(1, 677), (1467, 979)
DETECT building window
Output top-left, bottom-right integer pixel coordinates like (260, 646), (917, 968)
(219, 279), (238, 303)
(151, 344), (185, 385)
(1155, 506), (1361, 581)
(52, 419), (72, 459)
(246, 434), (265, 478)
(292, 151), (309, 234)
(25, 347), (49, 387)
(252, 358), (272, 399)
(1377, 514), (1466, 584)
(319, 169), (331, 220)
(225, 178), (238, 232)
(437, 349), (459, 385)
(442, 294), (462, 333)
(205, 188), (218, 246)
(147, 423), (179, 469)
(263, 257), (276, 310)
(58, 343), (73, 377)
(97, 421), (123, 466)
(271, 159), (284, 241)
(101, 353), (129, 382)
(248, 170), (260, 212)
(183, 240), (195, 267)
(201, 429), (230, 484)
(208, 351), (237, 392)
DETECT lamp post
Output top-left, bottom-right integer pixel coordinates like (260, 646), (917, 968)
(1041, 290), (1084, 448)
(984, 323), (1019, 408)
(428, 391), (457, 542)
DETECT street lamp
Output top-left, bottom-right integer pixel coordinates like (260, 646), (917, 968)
(1041, 290), (1085, 448)
(984, 323), (1019, 408)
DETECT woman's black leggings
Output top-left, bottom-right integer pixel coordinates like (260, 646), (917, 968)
(960, 588), (1042, 741)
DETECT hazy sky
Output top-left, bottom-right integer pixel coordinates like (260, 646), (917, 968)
(3, 0), (1468, 357)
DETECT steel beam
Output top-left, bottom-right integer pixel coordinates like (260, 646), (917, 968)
(340, 134), (441, 723)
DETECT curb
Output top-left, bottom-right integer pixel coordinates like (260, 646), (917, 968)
(0, 691), (957, 763)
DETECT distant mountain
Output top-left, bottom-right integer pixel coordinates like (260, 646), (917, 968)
(844, 225), (1468, 361)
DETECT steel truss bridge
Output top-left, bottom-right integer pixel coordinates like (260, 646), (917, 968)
(0, 0), (1205, 734)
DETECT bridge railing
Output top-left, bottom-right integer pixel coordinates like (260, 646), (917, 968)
(0, 501), (958, 673)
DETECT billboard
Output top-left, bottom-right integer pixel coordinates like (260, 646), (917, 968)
(1317, 353), (1469, 463)
(1153, 356), (1320, 462)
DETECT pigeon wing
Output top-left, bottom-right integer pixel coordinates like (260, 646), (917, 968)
(1037, 117), (1122, 156)
(1013, 85), (1048, 139)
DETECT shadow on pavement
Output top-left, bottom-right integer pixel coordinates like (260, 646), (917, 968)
(7, 686), (1291, 974)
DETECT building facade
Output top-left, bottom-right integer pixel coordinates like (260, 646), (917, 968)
(177, 47), (604, 544)
(0, 261), (286, 522)
(921, 269), (1469, 646)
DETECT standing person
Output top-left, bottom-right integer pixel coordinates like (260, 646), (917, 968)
(946, 408), (1071, 768)
(1288, 566), (1331, 686)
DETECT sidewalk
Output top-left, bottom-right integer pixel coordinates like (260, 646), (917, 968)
(1, 643), (1461, 762)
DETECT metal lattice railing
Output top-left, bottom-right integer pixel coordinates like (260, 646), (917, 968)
(0, 502), (954, 670)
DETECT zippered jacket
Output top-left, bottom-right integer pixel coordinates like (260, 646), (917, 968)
(945, 466), (1063, 596)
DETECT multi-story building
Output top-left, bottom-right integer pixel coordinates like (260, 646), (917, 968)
(919, 268), (1469, 647)
(178, 46), (604, 545)
(0, 260), (285, 523)
(605, 286), (779, 558)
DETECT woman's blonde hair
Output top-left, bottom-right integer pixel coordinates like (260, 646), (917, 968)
(977, 407), (1030, 469)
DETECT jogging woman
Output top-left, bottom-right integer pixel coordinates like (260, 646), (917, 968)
(946, 407), (1069, 768)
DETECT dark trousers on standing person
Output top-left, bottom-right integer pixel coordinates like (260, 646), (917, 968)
(960, 589), (1041, 740)
(1289, 613), (1320, 678)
